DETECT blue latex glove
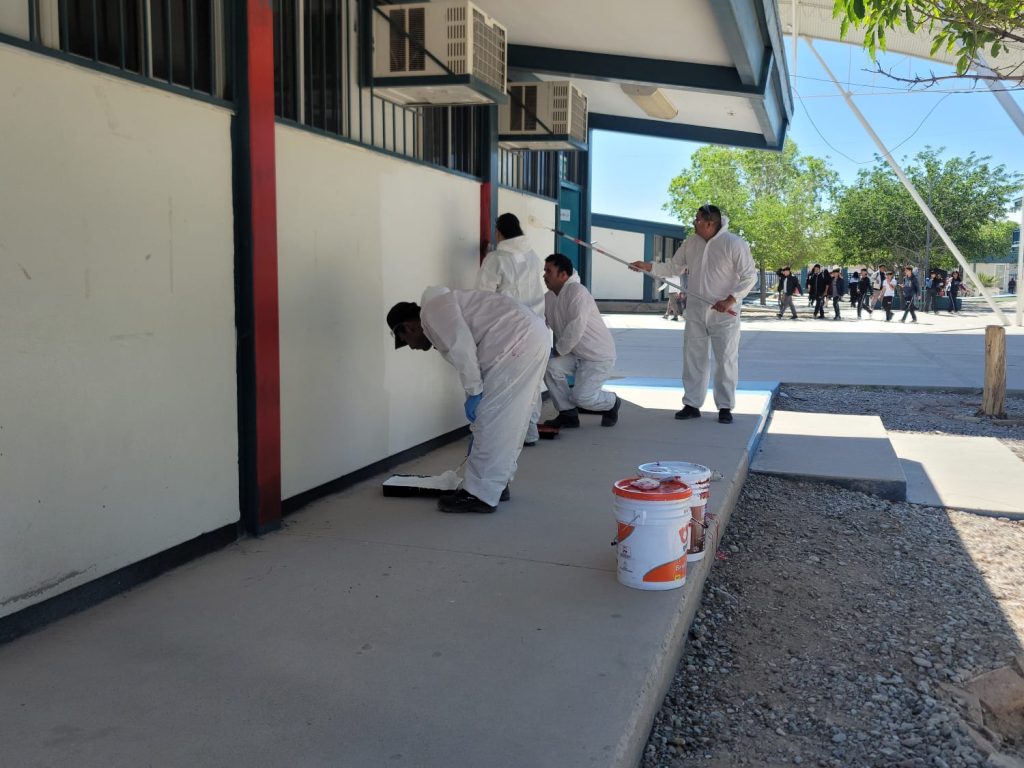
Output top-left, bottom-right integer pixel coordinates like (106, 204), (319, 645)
(464, 393), (483, 423)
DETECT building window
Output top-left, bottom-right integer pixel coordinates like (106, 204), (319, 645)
(34, 0), (230, 100)
(272, 0), (484, 177)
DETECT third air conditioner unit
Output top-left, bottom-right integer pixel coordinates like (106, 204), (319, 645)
(371, 1), (508, 107)
(499, 81), (588, 151)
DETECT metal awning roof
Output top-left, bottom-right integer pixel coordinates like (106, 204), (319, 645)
(472, 0), (794, 150)
(777, 0), (1024, 71)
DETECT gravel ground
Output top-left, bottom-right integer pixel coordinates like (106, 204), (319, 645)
(773, 385), (1024, 461)
(642, 448), (1024, 767)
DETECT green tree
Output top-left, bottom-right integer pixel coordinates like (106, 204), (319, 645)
(833, 0), (1024, 81)
(832, 147), (1022, 270)
(664, 139), (841, 304)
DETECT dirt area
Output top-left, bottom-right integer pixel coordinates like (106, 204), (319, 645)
(642, 474), (1024, 768)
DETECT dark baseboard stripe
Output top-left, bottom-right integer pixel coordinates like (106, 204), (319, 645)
(0, 523), (240, 645)
(282, 426), (471, 516)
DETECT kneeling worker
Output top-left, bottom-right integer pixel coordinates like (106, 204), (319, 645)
(542, 254), (621, 428)
(387, 287), (548, 514)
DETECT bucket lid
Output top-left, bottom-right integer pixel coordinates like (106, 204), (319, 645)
(638, 461), (712, 480)
(613, 477), (693, 501)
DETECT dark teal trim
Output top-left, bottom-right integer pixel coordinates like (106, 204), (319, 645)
(589, 112), (777, 150)
(642, 232), (655, 302)
(592, 213), (688, 240)
(509, 45), (759, 96)
(582, 129), (593, 289)
(0, 33), (233, 110)
(282, 426), (471, 516)
(0, 523), (240, 645)
(274, 117), (484, 183)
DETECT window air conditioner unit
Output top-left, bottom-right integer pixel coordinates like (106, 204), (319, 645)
(499, 81), (588, 151)
(372, 1), (508, 107)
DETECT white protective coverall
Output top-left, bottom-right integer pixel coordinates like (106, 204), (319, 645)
(420, 287), (548, 506)
(476, 235), (546, 317)
(544, 280), (617, 413)
(476, 235), (547, 443)
(650, 217), (756, 410)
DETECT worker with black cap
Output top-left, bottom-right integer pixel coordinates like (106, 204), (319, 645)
(387, 287), (549, 513)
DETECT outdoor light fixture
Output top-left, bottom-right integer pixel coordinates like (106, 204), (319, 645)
(620, 84), (678, 120)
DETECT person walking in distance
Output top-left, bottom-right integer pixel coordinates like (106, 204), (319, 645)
(856, 268), (873, 318)
(775, 266), (801, 319)
(806, 264), (829, 319)
(629, 204), (756, 425)
(870, 265), (885, 312)
(827, 267), (847, 320)
(900, 266), (920, 323)
(881, 269), (897, 321)
(947, 270), (963, 313)
(924, 270), (941, 313)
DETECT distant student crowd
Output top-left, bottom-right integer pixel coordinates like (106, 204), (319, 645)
(773, 264), (966, 322)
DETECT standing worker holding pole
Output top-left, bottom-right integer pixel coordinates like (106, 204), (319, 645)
(629, 204), (757, 424)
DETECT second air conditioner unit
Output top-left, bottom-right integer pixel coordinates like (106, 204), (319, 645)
(499, 81), (588, 151)
(371, 1), (508, 107)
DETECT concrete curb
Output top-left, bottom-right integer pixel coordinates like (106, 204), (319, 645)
(611, 385), (777, 767)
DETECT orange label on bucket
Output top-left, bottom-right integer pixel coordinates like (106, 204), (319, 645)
(617, 523), (636, 543)
(643, 556), (687, 583)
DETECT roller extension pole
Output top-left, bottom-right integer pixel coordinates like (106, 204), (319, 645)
(528, 216), (738, 316)
(806, 38), (1009, 326)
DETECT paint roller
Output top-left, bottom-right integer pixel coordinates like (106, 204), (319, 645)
(526, 215), (738, 316)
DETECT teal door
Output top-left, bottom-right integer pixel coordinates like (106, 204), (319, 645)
(558, 184), (583, 279)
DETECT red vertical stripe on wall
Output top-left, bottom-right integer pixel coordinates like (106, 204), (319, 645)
(247, 0), (282, 530)
(480, 182), (492, 263)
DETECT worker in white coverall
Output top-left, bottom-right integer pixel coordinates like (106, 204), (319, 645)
(386, 287), (548, 513)
(476, 212), (546, 446)
(629, 204), (756, 424)
(542, 253), (621, 428)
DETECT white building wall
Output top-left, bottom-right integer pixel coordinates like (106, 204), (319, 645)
(0, 46), (240, 618)
(590, 227), (645, 300)
(496, 188), (557, 260)
(0, 3), (28, 37)
(276, 127), (481, 499)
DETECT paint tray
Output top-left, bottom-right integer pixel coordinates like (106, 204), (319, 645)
(382, 469), (460, 498)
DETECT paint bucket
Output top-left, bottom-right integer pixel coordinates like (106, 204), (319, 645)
(638, 462), (712, 562)
(612, 477), (694, 591)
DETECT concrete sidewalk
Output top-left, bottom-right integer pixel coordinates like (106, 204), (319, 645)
(0, 381), (773, 768)
(750, 411), (908, 500)
(609, 312), (1024, 390)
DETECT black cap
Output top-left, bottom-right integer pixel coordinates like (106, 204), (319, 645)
(386, 302), (420, 349)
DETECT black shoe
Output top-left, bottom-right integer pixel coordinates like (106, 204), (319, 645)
(674, 405), (701, 420)
(500, 485), (510, 501)
(544, 409), (580, 428)
(601, 395), (621, 427)
(671, 316), (679, 321)
(523, 440), (537, 448)
(776, 314), (783, 319)
(438, 489), (496, 514)
(718, 409), (733, 424)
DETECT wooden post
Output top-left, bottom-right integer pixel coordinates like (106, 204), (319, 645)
(980, 325), (1007, 419)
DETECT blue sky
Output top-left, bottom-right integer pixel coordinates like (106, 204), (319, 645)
(591, 37), (1024, 226)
